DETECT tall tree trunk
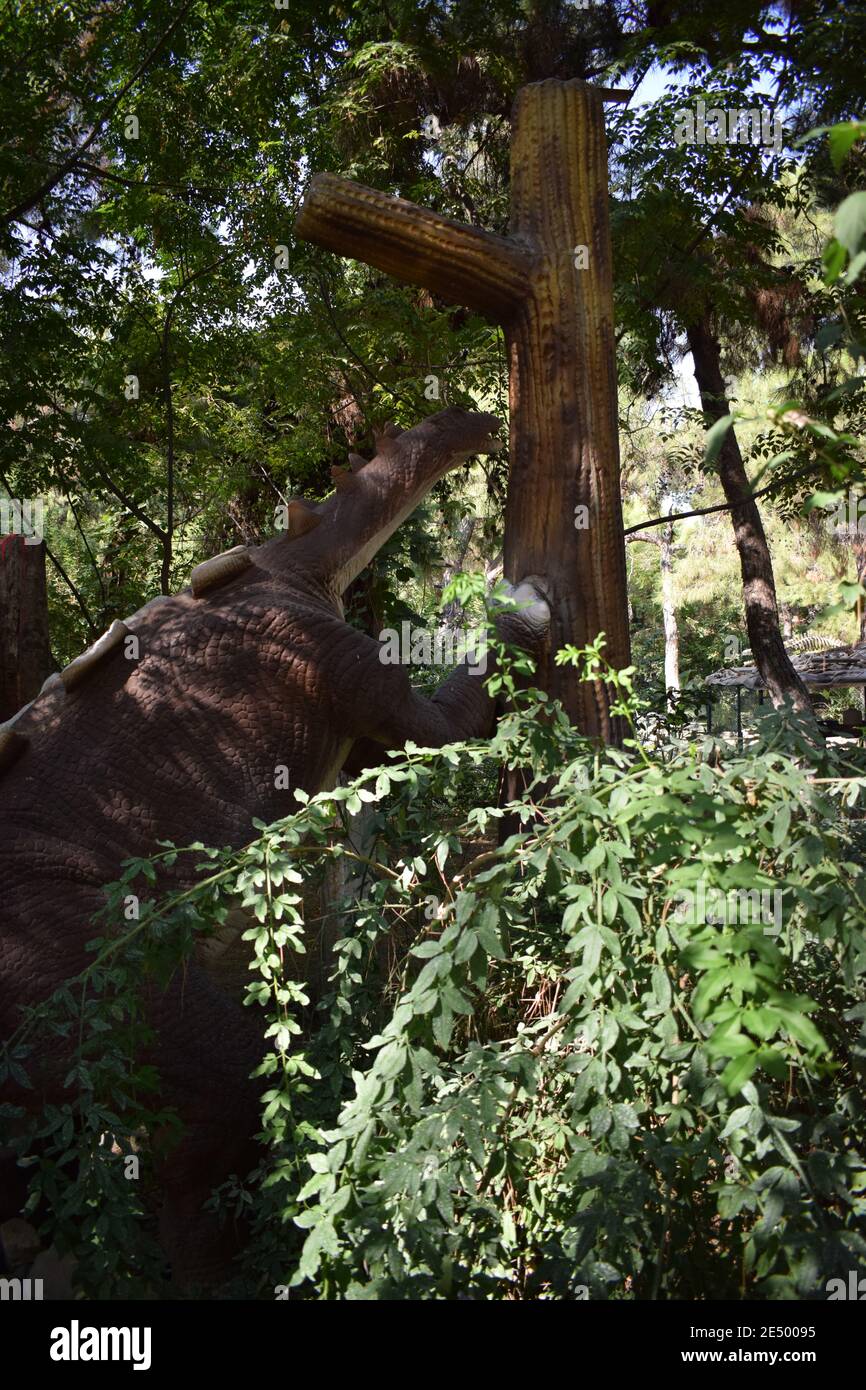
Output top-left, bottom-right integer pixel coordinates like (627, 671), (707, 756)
(686, 316), (812, 715)
(660, 516), (680, 696)
(628, 526), (680, 700)
(0, 537), (53, 721)
(853, 537), (866, 640)
(503, 81), (630, 739)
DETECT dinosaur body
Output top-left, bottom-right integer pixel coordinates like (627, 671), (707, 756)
(0, 408), (550, 1286)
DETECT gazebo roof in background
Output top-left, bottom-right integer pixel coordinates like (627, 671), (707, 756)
(707, 640), (866, 690)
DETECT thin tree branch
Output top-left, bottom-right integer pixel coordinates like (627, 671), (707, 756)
(92, 465), (168, 543)
(42, 541), (97, 638)
(65, 490), (107, 614)
(77, 159), (249, 200)
(624, 462), (817, 536)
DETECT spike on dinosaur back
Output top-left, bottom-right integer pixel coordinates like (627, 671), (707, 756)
(330, 465), (355, 491)
(373, 423), (404, 454)
(285, 500), (322, 539)
(347, 453), (368, 473)
(190, 545), (252, 597)
(60, 619), (130, 691)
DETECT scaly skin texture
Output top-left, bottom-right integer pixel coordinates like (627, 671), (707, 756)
(0, 407), (550, 1287)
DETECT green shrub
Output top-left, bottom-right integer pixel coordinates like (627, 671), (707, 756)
(3, 642), (866, 1299)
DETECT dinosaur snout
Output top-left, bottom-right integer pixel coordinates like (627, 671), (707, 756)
(490, 576), (551, 643)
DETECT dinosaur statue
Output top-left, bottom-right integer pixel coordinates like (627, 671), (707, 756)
(0, 407), (550, 1288)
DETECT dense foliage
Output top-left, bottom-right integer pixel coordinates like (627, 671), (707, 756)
(1, 1), (864, 672)
(4, 637), (866, 1299)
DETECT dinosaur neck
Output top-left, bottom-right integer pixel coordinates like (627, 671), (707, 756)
(310, 449), (447, 595)
(255, 409), (501, 597)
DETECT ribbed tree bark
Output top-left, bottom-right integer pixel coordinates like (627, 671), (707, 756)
(0, 537), (53, 722)
(504, 80), (630, 739)
(686, 316), (812, 714)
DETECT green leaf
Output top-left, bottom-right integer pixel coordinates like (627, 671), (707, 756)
(432, 1005), (454, 1049)
(561, 975), (588, 1012)
(838, 580), (866, 607)
(720, 1105), (753, 1139)
(618, 894), (643, 932)
(476, 916), (507, 959)
(454, 928), (478, 964)
(441, 981), (473, 1014)
(823, 238), (847, 285)
(828, 122), (866, 170)
(693, 967), (734, 1019)
(814, 321), (844, 353)
(772, 803), (791, 848)
(411, 940), (443, 959)
(721, 1052), (758, 1095)
(581, 842), (606, 873)
(651, 964), (672, 1010)
(843, 249), (866, 285)
(778, 1009), (827, 1056)
(835, 191), (866, 257)
(754, 1048), (788, 1081)
(704, 414), (733, 464)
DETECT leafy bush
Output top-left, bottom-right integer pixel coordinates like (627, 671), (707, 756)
(3, 644), (866, 1299)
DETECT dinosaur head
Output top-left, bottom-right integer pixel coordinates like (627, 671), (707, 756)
(255, 407), (503, 596)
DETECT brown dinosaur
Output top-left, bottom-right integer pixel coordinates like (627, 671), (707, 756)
(0, 407), (550, 1288)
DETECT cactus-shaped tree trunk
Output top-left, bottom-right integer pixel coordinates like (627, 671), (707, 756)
(296, 79), (630, 738)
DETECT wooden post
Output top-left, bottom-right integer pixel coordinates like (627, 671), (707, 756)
(0, 536), (53, 721)
(296, 79), (630, 739)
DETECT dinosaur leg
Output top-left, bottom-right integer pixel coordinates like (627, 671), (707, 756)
(350, 578), (551, 752)
(146, 964), (264, 1290)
